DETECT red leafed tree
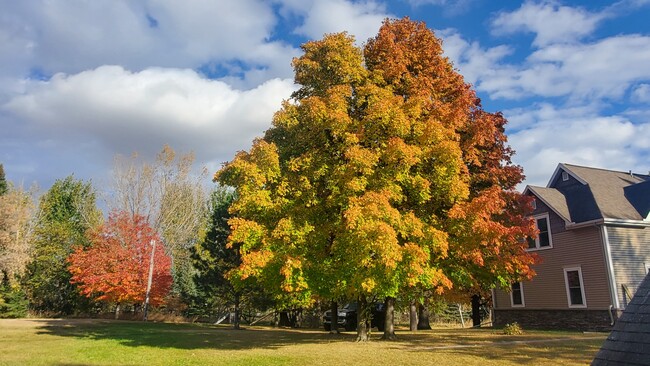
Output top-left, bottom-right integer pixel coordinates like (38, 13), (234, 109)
(68, 211), (172, 313)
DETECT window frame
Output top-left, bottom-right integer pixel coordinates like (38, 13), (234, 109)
(510, 282), (525, 308)
(562, 171), (569, 181)
(563, 267), (587, 308)
(527, 213), (553, 251)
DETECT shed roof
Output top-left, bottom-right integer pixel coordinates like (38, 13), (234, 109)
(592, 273), (650, 365)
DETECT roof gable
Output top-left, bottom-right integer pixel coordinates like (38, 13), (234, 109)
(524, 186), (571, 223)
(547, 163), (587, 187)
(530, 163), (650, 224)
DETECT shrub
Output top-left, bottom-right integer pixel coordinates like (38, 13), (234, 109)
(503, 322), (524, 335)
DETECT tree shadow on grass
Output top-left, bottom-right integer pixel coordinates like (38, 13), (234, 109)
(32, 319), (606, 364)
(33, 318), (360, 351)
(394, 328), (606, 365)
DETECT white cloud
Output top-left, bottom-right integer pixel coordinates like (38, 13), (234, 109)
(475, 35), (650, 101)
(2, 66), (297, 185)
(282, 0), (389, 44)
(0, 0), (298, 86)
(439, 29), (513, 87)
(632, 84), (650, 103)
(491, 1), (606, 47)
(506, 104), (650, 187)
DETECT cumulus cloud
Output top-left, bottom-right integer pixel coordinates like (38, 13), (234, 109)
(0, 0), (298, 86)
(632, 84), (650, 103)
(464, 34), (650, 102)
(491, 1), (606, 47)
(281, 0), (390, 44)
(1, 66), (296, 186)
(506, 104), (650, 186)
(438, 29), (513, 87)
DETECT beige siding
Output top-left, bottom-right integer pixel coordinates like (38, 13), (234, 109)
(524, 226), (610, 309)
(607, 225), (650, 307)
(494, 207), (612, 310)
(493, 284), (514, 309)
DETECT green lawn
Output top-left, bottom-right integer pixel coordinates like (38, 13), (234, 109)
(0, 318), (606, 365)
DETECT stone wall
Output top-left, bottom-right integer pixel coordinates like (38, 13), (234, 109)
(493, 309), (622, 331)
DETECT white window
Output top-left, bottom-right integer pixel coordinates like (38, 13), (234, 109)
(562, 171), (569, 181)
(564, 267), (587, 308)
(510, 282), (525, 307)
(527, 214), (552, 250)
(645, 262), (650, 274)
(531, 198), (537, 210)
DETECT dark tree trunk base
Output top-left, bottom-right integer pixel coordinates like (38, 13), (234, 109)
(417, 302), (432, 330)
(356, 296), (370, 342)
(329, 300), (339, 334)
(409, 300), (418, 332)
(381, 296), (396, 341)
(471, 294), (481, 328)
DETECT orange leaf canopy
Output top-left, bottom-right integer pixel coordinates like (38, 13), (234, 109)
(68, 211), (172, 306)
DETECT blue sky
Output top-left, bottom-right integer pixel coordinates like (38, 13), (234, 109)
(1, 0), (650, 196)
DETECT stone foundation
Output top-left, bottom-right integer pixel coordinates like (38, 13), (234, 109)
(493, 308), (622, 331)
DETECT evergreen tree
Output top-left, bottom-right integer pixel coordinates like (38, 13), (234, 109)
(0, 164), (8, 196)
(191, 188), (245, 328)
(26, 176), (102, 315)
(0, 272), (28, 318)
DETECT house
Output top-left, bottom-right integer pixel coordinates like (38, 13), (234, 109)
(492, 163), (650, 330)
(592, 272), (650, 365)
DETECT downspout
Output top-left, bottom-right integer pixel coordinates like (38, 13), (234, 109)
(606, 305), (614, 326)
(601, 225), (620, 317)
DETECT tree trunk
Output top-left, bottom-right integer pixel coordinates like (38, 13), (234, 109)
(471, 294), (481, 328)
(417, 301), (431, 330)
(330, 300), (339, 334)
(356, 295), (369, 342)
(382, 296), (397, 340)
(279, 311), (292, 327)
(233, 292), (241, 330)
(114, 303), (121, 320)
(409, 300), (418, 331)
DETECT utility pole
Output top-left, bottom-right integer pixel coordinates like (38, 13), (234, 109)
(143, 239), (156, 321)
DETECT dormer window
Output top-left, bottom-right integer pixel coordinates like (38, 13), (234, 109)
(562, 171), (569, 181)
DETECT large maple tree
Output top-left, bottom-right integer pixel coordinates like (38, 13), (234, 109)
(68, 211), (172, 314)
(216, 17), (536, 341)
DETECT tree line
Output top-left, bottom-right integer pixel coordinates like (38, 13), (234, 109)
(0, 148), (228, 319)
(1, 17), (538, 342)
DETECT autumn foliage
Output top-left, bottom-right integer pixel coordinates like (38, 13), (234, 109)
(68, 211), (172, 306)
(216, 17), (537, 339)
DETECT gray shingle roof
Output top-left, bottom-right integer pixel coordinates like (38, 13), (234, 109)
(527, 186), (571, 222)
(592, 273), (650, 365)
(565, 164), (650, 221)
(526, 164), (650, 224)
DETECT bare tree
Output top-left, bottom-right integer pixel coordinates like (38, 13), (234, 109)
(0, 184), (35, 283)
(109, 145), (208, 298)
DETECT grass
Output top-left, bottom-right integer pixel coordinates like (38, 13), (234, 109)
(0, 318), (606, 365)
